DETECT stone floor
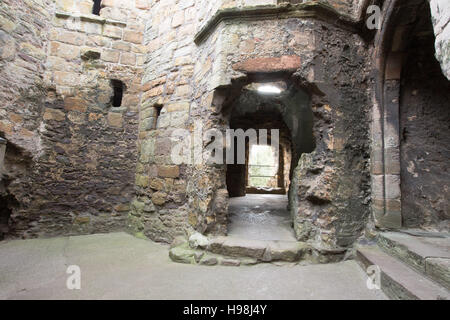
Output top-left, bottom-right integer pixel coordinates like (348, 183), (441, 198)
(228, 194), (296, 241)
(0, 232), (387, 300)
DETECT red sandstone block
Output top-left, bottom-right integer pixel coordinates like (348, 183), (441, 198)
(158, 165), (180, 178)
(232, 55), (301, 73)
(64, 97), (87, 112)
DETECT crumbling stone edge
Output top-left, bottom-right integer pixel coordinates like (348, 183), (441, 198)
(194, 2), (360, 45)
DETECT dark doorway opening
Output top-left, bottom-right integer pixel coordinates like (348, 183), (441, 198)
(110, 79), (125, 107)
(92, 0), (102, 16)
(226, 110), (292, 197)
(222, 80), (315, 240)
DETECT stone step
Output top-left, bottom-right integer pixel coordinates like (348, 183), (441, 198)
(169, 243), (259, 267)
(207, 236), (309, 262)
(377, 232), (450, 290)
(169, 233), (348, 266)
(356, 245), (450, 300)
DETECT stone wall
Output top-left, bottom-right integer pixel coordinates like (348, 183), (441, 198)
(0, 0), (54, 238)
(131, 0), (373, 250)
(370, 0), (450, 232)
(399, 4), (450, 231)
(2, 0), (446, 247)
(429, 0), (450, 80)
(1, 0), (150, 238)
(0, 0), (52, 154)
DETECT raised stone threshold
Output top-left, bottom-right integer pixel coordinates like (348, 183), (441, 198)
(55, 11), (127, 28)
(194, 2), (360, 45)
(356, 231), (450, 300)
(169, 235), (347, 267)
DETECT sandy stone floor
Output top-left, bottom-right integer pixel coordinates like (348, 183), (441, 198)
(0, 233), (387, 300)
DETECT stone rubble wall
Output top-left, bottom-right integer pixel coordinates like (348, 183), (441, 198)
(429, 0), (450, 80)
(0, 0), (53, 155)
(0, 0), (394, 247)
(1, 0), (151, 238)
(131, 0), (373, 249)
(0, 0), (54, 238)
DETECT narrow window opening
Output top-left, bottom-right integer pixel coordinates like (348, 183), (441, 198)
(110, 80), (125, 107)
(92, 0), (102, 16)
(154, 105), (163, 128)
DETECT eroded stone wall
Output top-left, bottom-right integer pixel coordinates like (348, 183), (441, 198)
(430, 0), (450, 80)
(5, 0), (445, 249)
(130, 0), (374, 249)
(0, 0), (54, 238)
(191, 17), (371, 249)
(1, 0), (149, 238)
(400, 5), (450, 232)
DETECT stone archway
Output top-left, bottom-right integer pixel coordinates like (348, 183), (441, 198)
(372, 0), (450, 231)
(202, 76), (316, 239)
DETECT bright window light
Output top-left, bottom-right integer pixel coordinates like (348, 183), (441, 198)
(257, 85), (282, 94)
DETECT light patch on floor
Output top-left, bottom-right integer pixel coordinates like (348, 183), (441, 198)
(228, 194), (295, 241)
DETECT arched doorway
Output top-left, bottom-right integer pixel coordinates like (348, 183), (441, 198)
(373, 0), (450, 231)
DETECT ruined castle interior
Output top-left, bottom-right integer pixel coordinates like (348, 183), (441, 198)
(0, 0), (449, 300)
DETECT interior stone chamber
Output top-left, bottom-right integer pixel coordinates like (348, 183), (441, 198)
(0, 0), (448, 257)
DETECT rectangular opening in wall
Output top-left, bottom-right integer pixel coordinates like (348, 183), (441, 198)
(110, 79), (125, 107)
(92, 0), (102, 15)
(248, 144), (279, 189)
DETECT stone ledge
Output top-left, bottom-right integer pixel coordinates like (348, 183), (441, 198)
(194, 2), (359, 45)
(55, 11), (127, 28)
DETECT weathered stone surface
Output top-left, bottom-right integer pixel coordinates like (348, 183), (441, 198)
(207, 236), (310, 263)
(378, 232), (450, 290)
(426, 258), (450, 291)
(199, 255), (218, 266)
(430, 0), (450, 80)
(357, 245), (450, 300)
(232, 55), (301, 73)
(189, 232), (209, 249)
(157, 165), (180, 178)
(0, 0), (448, 252)
(169, 243), (202, 264)
(220, 258), (241, 267)
(0, 0), (144, 239)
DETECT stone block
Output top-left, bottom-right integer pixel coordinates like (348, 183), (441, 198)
(123, 30), (143, 44)
(136, 174), (149, 187)
(102, 49), (120, 63)
(385, 174), (401, 200)
(54, 71), (79, 86)
(50, 42), (80, 60)
(139, 118), (156, 132)
(120, 52), (136, 65)
(232, 55), (301, 73)
(166, 102), (189, 113)
(43, 108), (66, 121)
(64, 97), (87, 112)
(108, 112), (123, 127)
(103, 25), (123, 39)
(152, 192), (167, 205)
(135, 0), (150, 10)
(58, 30), (85, 46)
(158, 165), (180, 178)
(0, 121), (13, 135)
(150, 178), (165, 191)
(172, 11), (184, 28)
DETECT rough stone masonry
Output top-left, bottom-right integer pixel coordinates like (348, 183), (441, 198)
(0, 1), (449, 254)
